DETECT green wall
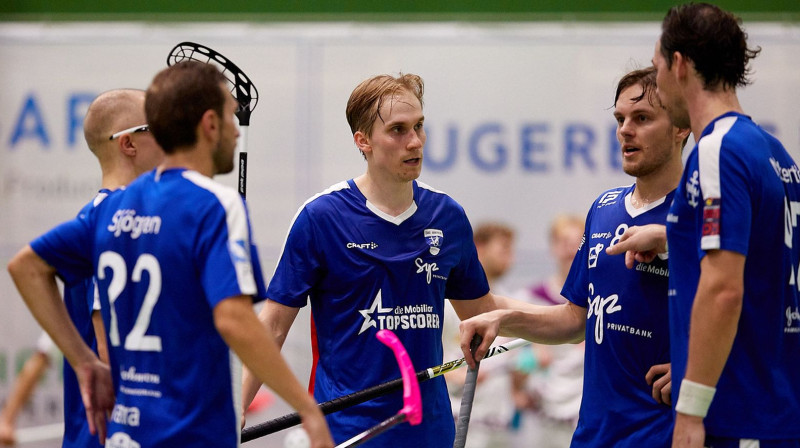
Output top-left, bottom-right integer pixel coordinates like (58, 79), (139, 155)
(2, 0), (799, 21)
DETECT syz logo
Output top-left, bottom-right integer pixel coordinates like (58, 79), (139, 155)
(415, 257), (440, 284)
(586, 283), (621, 344)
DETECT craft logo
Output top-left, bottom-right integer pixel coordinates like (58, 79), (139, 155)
(347, 242), (378, 250)
(686, 170), (700, 208)
(358, 289), (440, 335)
(424, 229), (444, 255)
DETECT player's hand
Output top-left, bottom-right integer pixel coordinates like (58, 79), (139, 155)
(672, 413), (705, 448)
(605, 224), (667, 268)
(0, 417), (16, 445)
(299, 408), (334, 448)
(76, 358), (114, 443)
(458, 311), (501, 368)
(645, 363), (672, 405)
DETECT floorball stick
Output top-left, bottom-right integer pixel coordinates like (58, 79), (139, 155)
(241, 338), (530, 442)
(334, 329), (422, 447)
(453, 335), (482, 448)
(167, 42), (259, 199)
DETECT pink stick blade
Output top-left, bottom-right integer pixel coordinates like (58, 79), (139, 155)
(375, 329), (422, 425)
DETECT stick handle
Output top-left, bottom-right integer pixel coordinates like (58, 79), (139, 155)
(237, 126), (248, 199)
(453, 335), (482, 448)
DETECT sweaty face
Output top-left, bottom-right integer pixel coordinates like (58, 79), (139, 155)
(652, 39), (691, 129)
(363, 90), (426, 184)
(212, 85), (240, 175)
(613, 83), (680, 179)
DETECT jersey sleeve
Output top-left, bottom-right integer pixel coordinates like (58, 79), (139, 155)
(266, 207), (323, 308)
(197, 195), (266, 308)
(30, 215), (95, 286)
(698, 134), (752, 257)
(561, 209), (591, 308)
(444, 210), (490, 300)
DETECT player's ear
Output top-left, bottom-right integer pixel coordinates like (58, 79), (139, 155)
(199, 109), (220, 140)
(354, 131), (371, 154)
(672, 51), (690, 82)
(676, 127), (691, 142)
(117, 134), (136, 157)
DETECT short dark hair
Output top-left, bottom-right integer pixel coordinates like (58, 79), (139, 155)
(660, 3), (761, 90)
(614, 66), (658, 108)
(145, 61), (227, 153)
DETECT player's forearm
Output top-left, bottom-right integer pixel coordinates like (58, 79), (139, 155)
(686, 277), (742, 386)
(683, 254), (744, 388)
(8, 247), (98, 370)
(499, 303), (586, 344)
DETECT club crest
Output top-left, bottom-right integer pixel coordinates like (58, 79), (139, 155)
(424, 229), (444, 255)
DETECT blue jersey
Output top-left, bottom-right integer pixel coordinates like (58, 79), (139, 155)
(31, 169), (267, 447)
(268, 179), (490, 447)
(562, 184), (673, 448)
(667, 112), (800, 439)
(31, 192), (108, 448)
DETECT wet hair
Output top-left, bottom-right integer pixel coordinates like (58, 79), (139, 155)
(346, 74), (424, 158)
(145, 61), (227, 153)
(660, 2), (761, 90)
(614, 66), (658, 108)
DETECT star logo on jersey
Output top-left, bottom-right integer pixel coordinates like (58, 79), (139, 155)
(686, 170), (700, 207)
(358, 289), (393, 335)
(424, 229), (444, 255)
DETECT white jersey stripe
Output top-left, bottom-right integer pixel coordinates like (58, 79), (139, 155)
(183, 170), (257, 295)
(699, 115), (737, 250)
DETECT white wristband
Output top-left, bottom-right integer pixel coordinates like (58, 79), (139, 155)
(675, 379), (716, 418)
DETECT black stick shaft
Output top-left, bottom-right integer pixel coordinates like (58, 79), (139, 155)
(241, 338), (530, 443)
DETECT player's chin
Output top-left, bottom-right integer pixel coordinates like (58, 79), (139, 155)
(399, 168), (422, 182)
